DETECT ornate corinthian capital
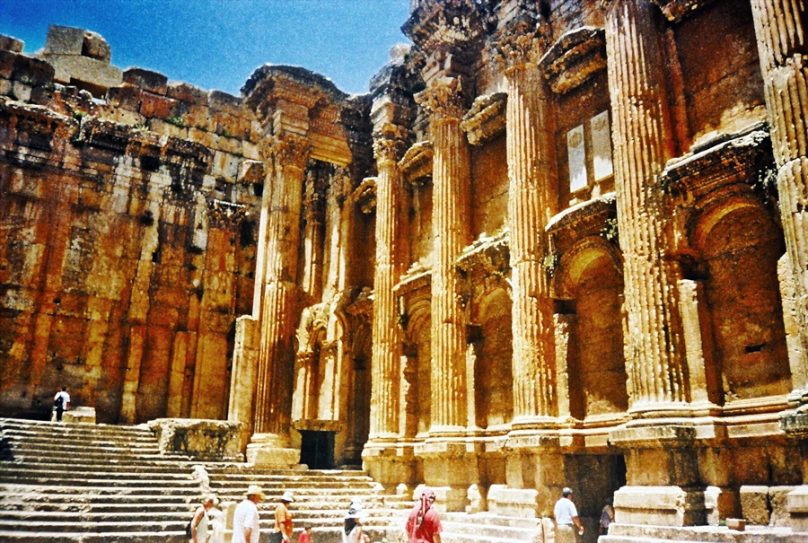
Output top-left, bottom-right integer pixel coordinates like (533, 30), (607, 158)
(415, 77), (467, 120)
(261, 133), (312, 171)
(491, 17), (548, 74)
(372, 123), (410, 165)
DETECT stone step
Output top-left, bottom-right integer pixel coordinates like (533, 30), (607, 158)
(0, 473), (199, 487)
(3, 441), (163, 456)
(0, 530), (186, 543)
(443, 512), (543, 529)
(441, 521), (539, 541)
(2, 448), (190, 463)
(0, 465), (198, 479)
(2, 429), (158, 447)
(0, 459), (202, 474)
(0, 418), (153, 435)
(0, 519), (185, 533)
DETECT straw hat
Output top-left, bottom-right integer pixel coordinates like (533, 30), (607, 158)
(246, 485), (265, 499)
(281, 490), (295, 502)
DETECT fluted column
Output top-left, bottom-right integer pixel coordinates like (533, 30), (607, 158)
(751, 0), (808, 403)
(369, 124), (408, 438)
(503, 41), (558, 424)
(606, 0), (688, 412)
(415, 77), (471, 431)
(253, 133), (311, 436)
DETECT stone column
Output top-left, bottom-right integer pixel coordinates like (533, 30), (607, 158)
(606, 0), (702, 527)
(503, 43), (558, 425)
(605, 0), (687, 414)
(247, 133), (310, 465)
(416, 76), (471, 432)
(369, 124), (408, 439)
(750, 0), (808, 406)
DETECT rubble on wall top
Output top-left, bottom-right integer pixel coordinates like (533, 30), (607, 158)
(241, 64), (347, 102)
(0, 34), (24, 53)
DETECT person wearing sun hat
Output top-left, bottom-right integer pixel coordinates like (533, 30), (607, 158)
(342, 500), (369, 543)
(232, 484), (264, 543)
(271, 490), (295, 543)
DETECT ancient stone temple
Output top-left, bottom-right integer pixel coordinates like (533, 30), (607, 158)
(1, 0), (808, 541)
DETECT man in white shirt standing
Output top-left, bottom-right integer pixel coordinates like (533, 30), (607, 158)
(52, 387), (70, 422)
(554, 487), (584, 543)
(232, 484), (264, 543)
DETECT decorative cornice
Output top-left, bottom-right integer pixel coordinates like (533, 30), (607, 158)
(414, 76), (467, 120)
(402, 0), (484, 51)
(399, 141), (433, 184)
(460, 92), (507, 146)
(659, 125), (772, 201)
(546, 193), (617, 255)
(456, 230), (510, 278)
(351, 176), (377, 214)
(538, 27), (607, 95)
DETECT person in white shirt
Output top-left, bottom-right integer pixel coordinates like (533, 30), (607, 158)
(53, 387), (70, 422)
(554, 487), (584, 543)
(232, 485), (264, 543)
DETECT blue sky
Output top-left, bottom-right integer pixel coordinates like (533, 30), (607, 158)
(0, 0), (411, 96)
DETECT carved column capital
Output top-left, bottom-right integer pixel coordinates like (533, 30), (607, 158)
(261, 133), (312, 171)
(491, 16), (548, 76)
(415, 77), (467, 121)
(372, 123), (410, 165)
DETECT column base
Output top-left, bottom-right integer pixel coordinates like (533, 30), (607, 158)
(415, 438), (482, 512)
(487, 484), (541, 517)
(246, 433), (300, 467)
(614, 485), (707, 526)
(787, 485), (808, 532)
(362, 439), (417, 490)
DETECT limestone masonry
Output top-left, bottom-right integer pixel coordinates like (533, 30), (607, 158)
(1, 1), (808, 541)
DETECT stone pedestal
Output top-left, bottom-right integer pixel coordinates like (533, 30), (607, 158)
(245, 433), (300, 467)
(148, 418), (243, 461)
(63, 406), (96, 424)
(362, 440), (416, 491)
(415, 439), (480, 512)
(609, 423), (707, 526)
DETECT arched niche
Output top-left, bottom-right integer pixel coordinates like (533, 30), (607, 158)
(554, 237), (627, 420)
(692, 196), (790, 402)
(473, 287), (513, 429)
(403, 296), (432, 437)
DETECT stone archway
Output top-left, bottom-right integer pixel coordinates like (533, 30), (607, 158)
(692, 197), (790, 403)
(474, 288), (513, 429)
(555, 237), (627, 420)
(404, 297), (432, 437)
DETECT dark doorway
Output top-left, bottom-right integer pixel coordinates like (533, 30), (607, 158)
(299, 430), (335, 469)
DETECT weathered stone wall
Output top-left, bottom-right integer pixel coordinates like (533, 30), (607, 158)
(0, 34), (260, 423)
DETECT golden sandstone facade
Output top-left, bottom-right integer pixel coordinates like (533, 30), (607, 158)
(1, 0), (808, 539)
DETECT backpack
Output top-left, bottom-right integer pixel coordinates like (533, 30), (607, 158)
(185, 519), (193, 538)
(54, 395), (64, 410)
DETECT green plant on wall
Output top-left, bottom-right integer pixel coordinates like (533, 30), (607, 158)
(542, 252), (560, 276)
(600, 217), (619, 242)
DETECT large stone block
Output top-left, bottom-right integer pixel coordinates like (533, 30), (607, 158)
(123, 67), (168, 95)
(63, 406), (96, 423)
(740, 485), (770, 525)
(148, 418), (243, 461)
(43, 25), (85, 55)
(0, 35), (23, 53)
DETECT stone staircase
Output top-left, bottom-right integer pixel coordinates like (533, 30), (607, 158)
(0, 418), (544, 543)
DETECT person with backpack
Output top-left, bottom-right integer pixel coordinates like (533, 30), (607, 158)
(188, 495), (218, 543)
(52, 387), (70, 422)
